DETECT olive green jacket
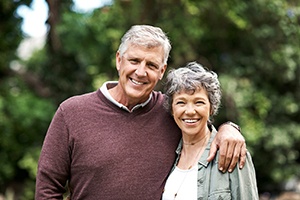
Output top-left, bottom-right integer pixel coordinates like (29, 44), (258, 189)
(172, 126), (259, 200)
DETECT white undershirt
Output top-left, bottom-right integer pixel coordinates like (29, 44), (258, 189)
(162, 165), (198, 200)
(100, 81), (152, 112)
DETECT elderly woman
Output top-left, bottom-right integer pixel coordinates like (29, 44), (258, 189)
(162, 62), (259, 200)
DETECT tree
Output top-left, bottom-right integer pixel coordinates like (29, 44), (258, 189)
(1, 0), (300, 198)
(0, 1), (56, 198)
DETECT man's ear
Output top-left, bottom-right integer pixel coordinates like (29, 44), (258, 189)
(159, 64), (167, 80)
(116, 51), (121, 71)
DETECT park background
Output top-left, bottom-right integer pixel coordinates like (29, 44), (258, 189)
(0, 0), (300, 199)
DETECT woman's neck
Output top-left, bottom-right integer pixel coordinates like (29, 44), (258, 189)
(178, 129), (211, 170)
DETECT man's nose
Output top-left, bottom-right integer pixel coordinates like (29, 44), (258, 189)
(135, 64), (147, 77)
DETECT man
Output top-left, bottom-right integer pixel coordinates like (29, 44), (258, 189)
(35, 25), (246, 199)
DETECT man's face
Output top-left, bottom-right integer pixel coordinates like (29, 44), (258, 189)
(116, 44), (167, 105)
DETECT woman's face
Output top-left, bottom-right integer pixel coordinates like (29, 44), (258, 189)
(172, 88), (211, 136)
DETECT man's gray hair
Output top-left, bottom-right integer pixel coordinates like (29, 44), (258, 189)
(164, 61), (222, 119)
(118, 25), (172, 64)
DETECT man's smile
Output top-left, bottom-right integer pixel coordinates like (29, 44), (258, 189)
(130, 77), (146, 85)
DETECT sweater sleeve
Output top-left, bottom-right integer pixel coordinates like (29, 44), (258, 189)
(35, 106), (70, 199)
(230, 152), (259, 200)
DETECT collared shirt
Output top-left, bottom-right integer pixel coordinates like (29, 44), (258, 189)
(167, 126), (259, 200)
(100, 81), (152, 112)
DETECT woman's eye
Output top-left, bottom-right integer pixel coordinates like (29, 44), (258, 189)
(175, 101), (185, 105)
(196, 101), (205, 105)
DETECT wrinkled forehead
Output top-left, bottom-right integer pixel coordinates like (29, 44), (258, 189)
(129, 41), (162, 50)
(124, 43), (165, 63)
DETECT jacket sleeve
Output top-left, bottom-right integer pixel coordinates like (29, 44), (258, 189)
(35, 106), (71, 199)
(230, 152), (259, 200)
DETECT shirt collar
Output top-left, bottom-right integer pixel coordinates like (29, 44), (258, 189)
(100, 81), (152, 112)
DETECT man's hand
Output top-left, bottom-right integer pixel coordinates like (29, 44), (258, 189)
(207, 123), (247, 173)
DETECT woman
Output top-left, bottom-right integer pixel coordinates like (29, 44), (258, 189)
(162, 62), (258, 200)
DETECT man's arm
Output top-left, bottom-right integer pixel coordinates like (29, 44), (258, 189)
(207, 122), (247, 173)
(35, 107), (69, 199)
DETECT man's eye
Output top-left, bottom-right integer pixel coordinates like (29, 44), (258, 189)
(147, 63), (159, 69)
(130, 60), (139, 64)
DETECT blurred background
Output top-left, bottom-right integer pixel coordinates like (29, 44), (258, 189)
(0, 0), (300, 199)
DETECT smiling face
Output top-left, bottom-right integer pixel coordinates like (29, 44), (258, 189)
(172, 88), (211, 137)
(113, 44), (167, 109)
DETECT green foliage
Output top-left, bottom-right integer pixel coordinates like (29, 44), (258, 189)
(1, 0), (300, 197)
(0, 0), (31, 77)
(18, 147), (41, 200)
(18, 147), (41, 180)
(0, 78), (55, 195)
(56, 10), (122, 80)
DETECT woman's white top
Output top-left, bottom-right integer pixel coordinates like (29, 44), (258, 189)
(162, 165), (198, 200)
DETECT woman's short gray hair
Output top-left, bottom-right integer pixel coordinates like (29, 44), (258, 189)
(164, 61), (221, 118)
(118, 25), (172, 64)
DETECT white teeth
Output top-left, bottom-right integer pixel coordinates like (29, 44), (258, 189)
(184, 119), (198, 123)
(131, 79), (143, 85)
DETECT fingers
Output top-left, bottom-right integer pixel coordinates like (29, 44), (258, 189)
(219, 139), (246, 173)
(217, 140), (230, 173)
(239, 143), (247, 169)
(227, 142), (240, 172)
(207, 139), (218, 162)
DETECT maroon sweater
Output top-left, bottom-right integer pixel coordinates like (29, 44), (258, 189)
(35, 89), (181, 200)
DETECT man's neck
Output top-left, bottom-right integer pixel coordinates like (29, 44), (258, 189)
(108, 83), (148, 111)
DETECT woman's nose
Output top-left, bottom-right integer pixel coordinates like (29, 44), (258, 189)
(184, 105), (196, 115)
